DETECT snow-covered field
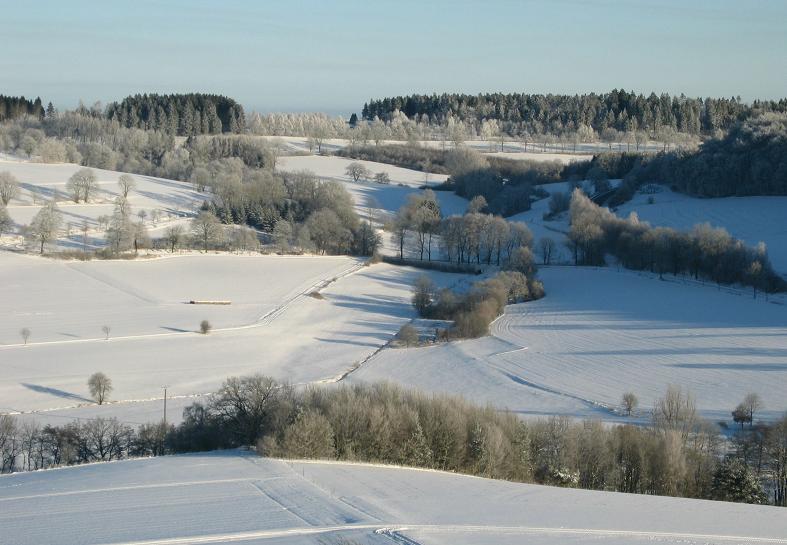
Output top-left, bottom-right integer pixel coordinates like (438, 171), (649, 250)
(278, 154), (467, 223)
(0, 158), (204, 249)
(352, 266), (787, 422)
(269, 134), (654, 159)
(616, 187), (787, 274)
(0, 251), (469, 418)
(2, 450), (785, 545)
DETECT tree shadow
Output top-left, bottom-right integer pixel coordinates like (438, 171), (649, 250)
(160, 325), (192, 333)
(670, 363), (787, 372)
(21, 383), (91, 403)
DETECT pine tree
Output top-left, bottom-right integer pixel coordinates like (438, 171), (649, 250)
(710, 458), (767, 504)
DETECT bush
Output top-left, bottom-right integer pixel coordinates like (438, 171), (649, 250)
(415, 271), (544, 339)
(199, 320), (212, 334)
(396, 324), (419, 347)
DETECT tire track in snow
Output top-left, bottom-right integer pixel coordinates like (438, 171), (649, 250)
(91, 523), (787, 545)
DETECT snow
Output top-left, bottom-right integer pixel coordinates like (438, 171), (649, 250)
(507, 181), (573, 262)
(351, 266), (787, 422)
(1, 451), (785, 545)
(277, 154), (467, 222)
(270, 135), (658, 160)
(0, 159), (204, 223)
(615, 186), (787, 274)
(0, 252), (469, 417)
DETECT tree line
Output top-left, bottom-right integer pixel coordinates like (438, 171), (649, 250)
(105, 93), (246, 135)
(0, 95), (45, 122)
(389, 187), (540, 266)
(568, 190), (786, 293)
(362, 90), (787, 137)
(610, 112), (787, 202)
(0, 109), (379, 257)
(3, 379), (784, 507)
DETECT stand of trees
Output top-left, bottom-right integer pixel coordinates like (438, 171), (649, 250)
(610, 113), (787, 202)
(389, 187), (540, 265)
(363, 90), (787, 137)
(568, 190), (786, 293)
(204, 167), (378, 256)
(411, 269), (544, 338)
(106, 93), (245, 135)
(0, 95), (45, 122)
(5, 380), (784, 507)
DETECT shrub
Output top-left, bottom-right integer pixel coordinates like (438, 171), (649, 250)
(199, 320), (212, 334)
(397, 324), (419, 347)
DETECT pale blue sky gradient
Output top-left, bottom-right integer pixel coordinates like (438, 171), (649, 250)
(2, 0), (786, 114)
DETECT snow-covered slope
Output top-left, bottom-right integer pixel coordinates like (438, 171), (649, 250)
(352, 266), (787, 422)
(615, 187), (787, 274)
(0, 252), (470, 417)
(0, 158), (204, 249)
(1, 451), (785, 545)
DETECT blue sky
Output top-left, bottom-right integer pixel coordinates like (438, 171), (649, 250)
(3, 0), (786, 114)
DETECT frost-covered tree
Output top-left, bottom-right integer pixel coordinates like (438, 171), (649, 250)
(191, 210), (222, 252)
(0, 205), (11, 235)
(273, 219), (292, 253)
(117, 174), (136, 198)
(345, 162), (370, 183)
(66, 168), (97, 203)
(0, 172), (20, 205)
(27, 201), (62, 253)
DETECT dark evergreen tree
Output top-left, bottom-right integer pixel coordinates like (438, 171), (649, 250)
(105, 93), (244, 136)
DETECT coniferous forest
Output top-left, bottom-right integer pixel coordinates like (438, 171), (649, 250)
(362, 90), (787, 136)
(0, 95), (45, 122)
(105, 93), (246, 135)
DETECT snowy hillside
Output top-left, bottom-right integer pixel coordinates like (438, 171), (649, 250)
(0, 158), (204, 249)
(0, 251), (471, 420)
(2, 451), (785, 545)
(615, 187), (787, 274)
(352, 266), (787, 422)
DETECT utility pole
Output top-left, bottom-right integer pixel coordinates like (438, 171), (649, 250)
(162, 385), (169, 426)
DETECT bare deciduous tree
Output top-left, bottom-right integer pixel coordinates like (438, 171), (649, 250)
(345, 162), (370, 183)
(191, 211), (222, 252)
(622, 392), (638, 416)
(742, 393), (763, 427)
(20, 328), (31, 345)
(88, 372), (113, 405)
(538, 237), (556, 265)
(117, 174), (136, 198)
(101, 325), (111, 340)
(165, 224), (184, 252)
(653, 385), (696, 441)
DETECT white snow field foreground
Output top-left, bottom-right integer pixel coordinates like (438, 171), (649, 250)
(0, 251), (470, 418)
(352, 266), (787, 422)
(2, 451), (786, 545)
(615, 187), (787, 274)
